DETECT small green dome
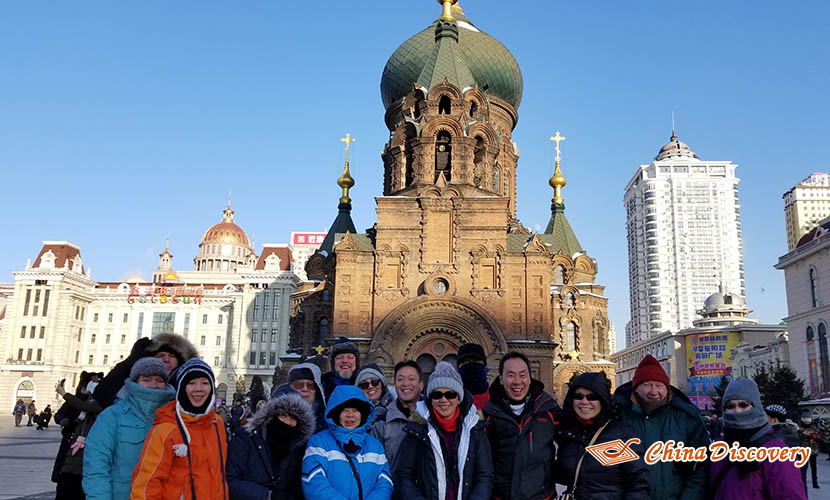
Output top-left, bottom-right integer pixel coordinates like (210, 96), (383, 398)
(380, 13), (523, 110)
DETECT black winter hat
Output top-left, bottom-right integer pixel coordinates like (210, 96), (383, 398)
(457, 343), (487, 365)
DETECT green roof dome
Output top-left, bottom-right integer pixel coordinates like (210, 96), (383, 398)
(380, 12), (523, 110)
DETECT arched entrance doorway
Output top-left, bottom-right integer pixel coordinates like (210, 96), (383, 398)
(14, 379), (35, 405)
(216, 383), (228, 402)
(368, 296), (507, 370)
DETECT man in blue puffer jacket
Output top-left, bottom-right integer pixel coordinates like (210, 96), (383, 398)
(302, 385), (393, 500)
(82, 358), (175, 500)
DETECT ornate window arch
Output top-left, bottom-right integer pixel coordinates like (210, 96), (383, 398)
(810, 267), (819, 308)
(566, 322), (577, 352)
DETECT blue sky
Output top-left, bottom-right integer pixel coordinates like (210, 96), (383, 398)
(2, 1), (827, 348)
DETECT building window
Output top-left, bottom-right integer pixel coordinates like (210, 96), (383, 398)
(78, 328), (83, 341)
(218, 315), (223, 325)
(216, 336), (222, 346)
(121, 334), (126, 344)
(260, 352), (266, 365)
(271, 329), (278, 343)
(137, 312), (144, 338)
(184, 313), (191, 337)
(264, 292), (270, 316)
(105, 334), (111, 344)
(108, 313), (113, 323)
(75, 351), (79, 363)
(200, 336), (206, 346)
(26, 349), (32, 361)
(81, 307), (85, 321)
(103, 355), (109, 365)
(272, 292), (280, 320)
(30, 326), (35, 338)
(565, 292), (575, 307)
(39, 327), (45, 339)
(18, 349), (23, 360)
(202, 314), (208, 325)
(214, 356), (220, 367)
(554, 265), (565, 285)
(37, 349), (42, 361)
(151, 312), (176, 335)
(566, 322), (577, 352)
(123, 313), (128, 323)
(91, 334), (96, 344)
(89, 355), (94, 364)
(820, 323), (830, 392)
(249, 351), (257, 365)
(20, 327), (25, 339)
(42, 290), (50, 316)
(810, 268), (818, 308)
(269, 352), (276, 366)
(23, 289), (31, 316)
(252, 330), (258, 343)
(94, 313), (99, 322)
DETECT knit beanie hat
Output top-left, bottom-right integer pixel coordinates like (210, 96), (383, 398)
(427, 361), (464, 402)
(632, 355), (670, 389)
(457, 343), (487, 365)
(722, 378), (769, 431)
(330, 337), (360, 370)
(175, 359), (215, 416)
(355, 363), (387, 388)
(289, 367), (316, 384)
(765, 404), (788, 421)
(130, 357), (169, 384)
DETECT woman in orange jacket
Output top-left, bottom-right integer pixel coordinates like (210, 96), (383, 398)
(131, 359), (228, 500)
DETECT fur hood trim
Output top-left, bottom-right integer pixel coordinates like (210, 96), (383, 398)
(148, 333), (199, 361)
(244, 391), (315, 441)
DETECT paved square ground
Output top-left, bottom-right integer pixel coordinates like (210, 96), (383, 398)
(2, 415), (830, 499)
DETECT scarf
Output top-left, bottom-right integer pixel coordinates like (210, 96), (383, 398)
(458, 363), (489, 395)
(633, 391), (670, 415)
(509, 401), (526, 417)
(433, 407), (460, 432)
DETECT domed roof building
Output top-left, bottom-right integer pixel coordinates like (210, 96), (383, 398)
(194, 201), (254, 272)
(655, 131), (700, 161)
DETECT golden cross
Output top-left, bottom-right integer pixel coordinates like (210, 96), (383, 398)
(314, 345), (325, 356)
(550, 131), (566, 162)
(341, 133), (355, 162)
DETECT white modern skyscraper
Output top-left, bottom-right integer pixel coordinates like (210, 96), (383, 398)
(624, 132), (745, 346)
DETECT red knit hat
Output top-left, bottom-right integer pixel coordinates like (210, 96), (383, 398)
(632, 355), (670, 389)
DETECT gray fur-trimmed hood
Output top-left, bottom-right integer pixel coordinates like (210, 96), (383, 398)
(148, 333), (199, 362)
(244, 389), (316, 441)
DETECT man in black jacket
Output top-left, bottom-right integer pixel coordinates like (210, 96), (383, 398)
(483, 352), (560, 500)
(320, 337), (360, 402)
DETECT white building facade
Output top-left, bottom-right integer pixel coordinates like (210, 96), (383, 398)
(288, 232), (326, 281)
(783, 173), (830, 251)
(0, 204), (298, 411)
(624, 132), (745, 345)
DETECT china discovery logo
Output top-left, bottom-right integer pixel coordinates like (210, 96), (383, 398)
(585, 438), (641, 466)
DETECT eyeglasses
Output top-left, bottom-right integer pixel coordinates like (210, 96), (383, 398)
(358, 379), (381, 390)
(429, 390), (459, 401)
(290, 381), (315, 391)
(572, 393), (600, 401)
(725, 401), (752, 410)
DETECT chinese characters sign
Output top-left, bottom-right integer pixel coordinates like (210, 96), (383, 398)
(127, 285), (203, 304)
(685, 332), (739, 410)
(291, 232), (326, 246)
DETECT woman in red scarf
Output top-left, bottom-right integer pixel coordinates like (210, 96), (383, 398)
(395, 361), (493, 500)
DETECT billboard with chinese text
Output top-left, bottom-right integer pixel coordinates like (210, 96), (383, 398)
(685, 332), (739, 410)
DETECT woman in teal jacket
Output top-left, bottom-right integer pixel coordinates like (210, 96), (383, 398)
(82, 358), (174, 500)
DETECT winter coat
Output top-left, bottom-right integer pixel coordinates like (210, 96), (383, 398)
(710, 429), (806, 500)
(83, 379), (175, 500)
(230, 404), (246, 427)
(216, 405), (228, 423)
(799, 427), (821, 453)
(321, 370), (357, 403)
(483, 377), (560, 500)
(52, 400), (81, 483)
(301, 385), (393, 500)
(13, 401), (26, 415)
(369, 398), (412, 470)
(28, 402), (37, 415)
(554, 373), (650, 500)
(772, 423), (801, 448)
(612, 381), (711, 500)
(395, 393), (494, 500)
(59, 393), (102, 477)
(130, 399), (228, 500)
(227, 387), (315, 500)
(287, 363), (327, 434)
(93, 334), (199, 409)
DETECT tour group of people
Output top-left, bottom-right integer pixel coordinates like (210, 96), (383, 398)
(38, 333), (815, 500)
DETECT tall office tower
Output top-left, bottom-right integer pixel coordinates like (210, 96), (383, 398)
(783, 173), (830, 251)
(623, 132), (745, 346)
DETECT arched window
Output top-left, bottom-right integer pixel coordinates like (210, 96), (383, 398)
(438, 95), (451, 115)
(493, 166), (501, 193)
(318, 318), (329, 339)
(473, 136), (485, 187)
(566, 322), (576, 352)
(554, 265), (565, 285)
(565, 292), (575, 307)
(810, 268), (818, 307)
(417, 353), (437, 382)
(435, 131), (452, 183)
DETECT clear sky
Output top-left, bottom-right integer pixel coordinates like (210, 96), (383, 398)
(2, 1), (827, 349)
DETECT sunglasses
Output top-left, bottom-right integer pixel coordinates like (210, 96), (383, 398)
(358, 379), (381, 390)
(290, 381), (315, 390)
(429, 390), (459, 401)
(572, 393), (600, 401)
(725, 401), (752, 410)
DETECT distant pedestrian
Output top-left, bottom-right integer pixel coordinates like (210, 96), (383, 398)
(230, 398), (246, 431)
(799, 417), (821, 490)
(37, 404), (53, 430)
(13, 399), (25, 427)
(27, 400), (37, 426)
